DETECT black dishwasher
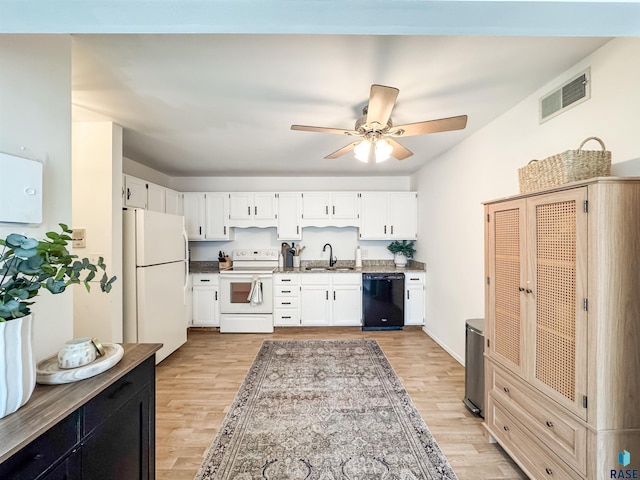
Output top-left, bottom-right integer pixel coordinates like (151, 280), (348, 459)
(362, 273), (405, 330)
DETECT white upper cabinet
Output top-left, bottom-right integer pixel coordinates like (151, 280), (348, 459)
(165, 188), (182, 215)
(359, 192), (417, 240)
(205, 192), (232, 240)
(301, 191), (359, 227)
(228, 192), (278, 227)
(182, 192), (206, 240)
(146, 182), (166, 212)
(123, 175), (147, 209)
(183, 192), (232, 241)
(277, 192), (302, 240)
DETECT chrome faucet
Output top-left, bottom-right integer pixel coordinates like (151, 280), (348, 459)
(322, 243), (337, 267)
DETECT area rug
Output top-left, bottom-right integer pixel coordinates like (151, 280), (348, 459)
(194, 339), (458, 480)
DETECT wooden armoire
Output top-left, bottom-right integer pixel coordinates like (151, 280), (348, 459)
(483, 177), (640, 480)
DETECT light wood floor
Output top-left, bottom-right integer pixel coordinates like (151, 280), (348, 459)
(155, 327), (527, 480)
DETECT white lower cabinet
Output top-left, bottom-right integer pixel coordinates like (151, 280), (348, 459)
(274, 273), (301, 326)
(191, 274), (220, 326)
(404, 272), (425, 325)
(300, 273), (362, 326)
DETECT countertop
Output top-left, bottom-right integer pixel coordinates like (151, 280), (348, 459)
(190, 260), (426, 274)
(0, 343), (161, 463)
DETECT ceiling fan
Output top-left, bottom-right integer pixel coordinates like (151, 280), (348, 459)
(291, 84), (468, 163)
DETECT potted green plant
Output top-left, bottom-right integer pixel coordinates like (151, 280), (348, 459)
(0, 223), (116, 418)
(387, 240), (415, 268)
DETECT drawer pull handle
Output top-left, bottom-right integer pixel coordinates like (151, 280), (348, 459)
(282, 290), (291, 293)
(503, 425), (510, 432)
(503, 387), (510, 393)
(282, 279), (291, 282)
(518, 287), (525, 292)
(200, 279), (211, 282)
(545, 468), (553, 475)
(546, 421), (554, 428)
(282, 302), (291, 305)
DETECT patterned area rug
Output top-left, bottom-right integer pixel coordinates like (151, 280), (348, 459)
(194, 339), (458, 480)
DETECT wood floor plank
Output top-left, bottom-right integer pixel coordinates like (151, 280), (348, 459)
(155, 326), (526, 479)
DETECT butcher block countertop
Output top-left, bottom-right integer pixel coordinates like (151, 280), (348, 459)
(0, 343), (161, 464)
(191, 260), (426, 274)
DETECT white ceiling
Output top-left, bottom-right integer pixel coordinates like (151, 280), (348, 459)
(71, 34), (610, 177)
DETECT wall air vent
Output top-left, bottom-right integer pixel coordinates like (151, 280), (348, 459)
(539, 68), (590, 123)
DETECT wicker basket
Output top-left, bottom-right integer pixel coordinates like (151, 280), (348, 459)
(518, 137), (611, 193)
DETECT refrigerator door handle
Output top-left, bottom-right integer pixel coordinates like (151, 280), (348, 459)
(182, 228), (189, 305)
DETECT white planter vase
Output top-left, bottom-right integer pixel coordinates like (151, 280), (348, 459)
(0, 314), (36, 419)
(393, 252), (408, 268)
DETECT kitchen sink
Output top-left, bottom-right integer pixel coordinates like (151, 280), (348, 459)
(304, 266), (356, 271)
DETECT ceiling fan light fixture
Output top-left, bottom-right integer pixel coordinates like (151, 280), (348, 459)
(354, 139), (372, 163)
(374, 138), (392, 163)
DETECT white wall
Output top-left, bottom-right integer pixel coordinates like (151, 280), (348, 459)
(0, 35), (75, 361)
(72, 122), (124, 343)
(411, 37), (640, 364)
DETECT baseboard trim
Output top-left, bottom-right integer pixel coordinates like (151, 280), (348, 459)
(421, 326), (464, 366)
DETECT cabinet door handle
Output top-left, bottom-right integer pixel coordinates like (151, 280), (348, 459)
(384, 225), (387, 234)
(326, 291), (329, 300)
(407, 290), (410, 300)
(546, 421), (554, 428)
(525, 288), (533, 294)
(503, 425), (510, 432)
(333, 291), (336, 300)
(519, 287), (525, 292)
(126, 187), (131, 200)
(248, 206), (251, 216)
(332, 205), (335, 215)
(215, 291), (218, 301)
(503, 387), (510, 394)
(254, 206), (257, 215)
(224, 226), (227, 235)
(391, 225), (394, 234)
(545, 468), (553, 475)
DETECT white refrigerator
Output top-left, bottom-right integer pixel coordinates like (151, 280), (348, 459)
(123, 208), (189, 364)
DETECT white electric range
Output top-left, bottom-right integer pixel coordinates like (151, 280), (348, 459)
(218, 249), (278, 333)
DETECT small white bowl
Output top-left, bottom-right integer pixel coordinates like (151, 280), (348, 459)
(58, 337), (97, 369)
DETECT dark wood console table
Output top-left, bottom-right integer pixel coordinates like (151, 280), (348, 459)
(0, 343), (161, 479)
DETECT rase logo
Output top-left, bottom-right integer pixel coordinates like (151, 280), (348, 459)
(611, 450), (638, 479)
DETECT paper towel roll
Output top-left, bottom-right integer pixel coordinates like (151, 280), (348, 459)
(355, 246), (362, 267)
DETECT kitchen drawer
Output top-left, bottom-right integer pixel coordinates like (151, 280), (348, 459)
(488, 395), (584, 480)
(404, 273), (425, 284)
(83, 356), (153, 435)
(275, 274), (299, 285)
(274, 309), (300, 326)
(488, 363), (586, 474)
(331, 273), (361, 285)
(275, 296), (300, 309)
(275, 285), (299, 297)
(192, 274), (219, 286)
(0, 411), (80, 480)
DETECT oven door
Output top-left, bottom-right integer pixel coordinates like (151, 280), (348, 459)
(219, 273), (273, 314)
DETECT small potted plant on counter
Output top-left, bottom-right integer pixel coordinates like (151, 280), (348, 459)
(387, 240), (415, 268)
(0, 223), (116, 418)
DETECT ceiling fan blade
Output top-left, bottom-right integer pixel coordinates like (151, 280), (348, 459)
(324, 142), (359, 159)
(291, 125), (358, 136)
(366, 85), (399, 130)
(387, 138), (413, 161)
(391, 115), (468, 137)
